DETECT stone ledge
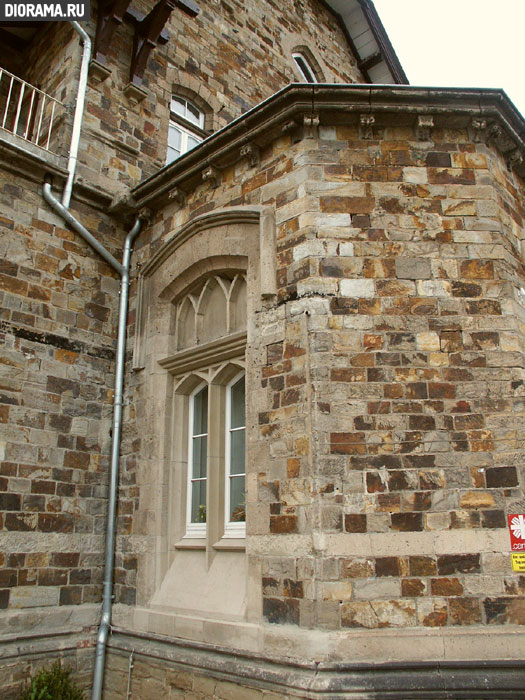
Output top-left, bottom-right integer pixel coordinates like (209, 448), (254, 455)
(131, 84), (525, 207)
(108, 627), (525, 698)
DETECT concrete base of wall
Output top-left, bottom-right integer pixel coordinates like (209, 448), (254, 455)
(106, 628), (525, 699)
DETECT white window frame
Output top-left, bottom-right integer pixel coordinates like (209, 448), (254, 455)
(167, 96), (205, 165)
(185, 382), (208, 538)
(224, 372), (246, 538)
(292, 52), (318, 83)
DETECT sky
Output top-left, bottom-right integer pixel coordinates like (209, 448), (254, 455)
(372, 0), (525, 119)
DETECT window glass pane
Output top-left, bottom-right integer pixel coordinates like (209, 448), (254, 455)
(186, 101), (202, 126)
(230, 429), (245, 475)
(192, 435), (207, 479)
(167, 146), (180, 164)
(171, 96), (186, 116)
(230, 475), (245, 522)
(186, 134), (201, 151)
(230, 377), (245, 429)
(168, 124), (182, 150)
(193, 386), (208, 434)
(293, 54), (316, 83)
(191, 480), (207, 523)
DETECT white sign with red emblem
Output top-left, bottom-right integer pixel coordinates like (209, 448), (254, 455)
(508, 515), (525, 572)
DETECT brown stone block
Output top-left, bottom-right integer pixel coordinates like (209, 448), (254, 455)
(460, 260), (494, 279)
(375, 557), (400, 577)
(263, 597), (299, 625)
(330, 432), (366, 455)
(451, 281), (482, 298)
(428, 383), (456, 399)
(409, 556), (437, 577)
(340, 557), (374, 579)
(366, 471), (386, 493)
(319, 196), (352, 213)
(428, 168), (475, 185)
(344, 513), (367, 533)
(405, 383), (428, 399)
(359, 298), (381, 315)
(401, 491), (432, 512)
(391, 512), (423, 531)
(402, 578), (427, 597)
(0, 273), (28, 295)
(419, 601), (448, 627)
(437, 554), (480, 575)
(384, 384), (403, 399)
(449, 597), (481, 625)
(37, 513), (74, 533)
(465, 299), (501, 315)
(283, 579), (304, 599)
(377, 494), (401, 512)
(481, 510), (506, 528)
(431, 577), (463, 596)
(367, 401), (391, 414)
(331, 368), (366, 383)
(5, 513), (37, 531)
(363, 258), (395, 279)
(270, 515), (298, 534)
(351, 353), (375, 367)
(485, 466), (518, 488)
(426, 152), (452, 167)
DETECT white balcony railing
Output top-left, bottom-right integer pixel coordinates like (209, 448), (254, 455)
(0, 68), (65, 154)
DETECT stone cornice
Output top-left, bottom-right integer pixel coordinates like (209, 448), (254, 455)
(131, 84), (525, 208)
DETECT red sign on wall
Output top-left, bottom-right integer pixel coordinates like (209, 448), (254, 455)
(508, 514), (525, 551)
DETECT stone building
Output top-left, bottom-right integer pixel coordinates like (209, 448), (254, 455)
(1, 1), (525, 698)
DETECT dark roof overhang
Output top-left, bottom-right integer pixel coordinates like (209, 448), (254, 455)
(322, 0), (408, 85)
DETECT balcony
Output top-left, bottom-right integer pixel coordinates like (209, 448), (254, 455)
(0, 67), (68, 180)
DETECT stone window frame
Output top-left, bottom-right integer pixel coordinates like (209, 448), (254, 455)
(131, 206), (276, 601)
(161, 333), (247, 551)
(291, 46), (324, 83)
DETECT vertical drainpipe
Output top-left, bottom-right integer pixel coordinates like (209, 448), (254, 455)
(42, 20), (145, 700)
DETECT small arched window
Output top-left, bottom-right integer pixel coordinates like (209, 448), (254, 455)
(292, 51), (318, 83)
(167, 96), (205, 164)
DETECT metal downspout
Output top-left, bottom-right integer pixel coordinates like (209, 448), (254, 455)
(43, 184), (143, 700)
(64, 21), (91, 209)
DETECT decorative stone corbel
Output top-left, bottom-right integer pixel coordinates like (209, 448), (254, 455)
(282, 119), (302, 143)
(486, 123), (504, 147)
(359, 114), (375, 140)
(108, 190), (138, 217)
(470, 118), (487, 143)
(202, 166), (220, 188)
(168, 187), (185, 207)
(416, 115), (434, 141)
(240, 143), (260, 167)
(303, 114), (319, 138)
(138, 207), (152, 223)
(123, 82), (149, 105)
(506, 149), (524, 171)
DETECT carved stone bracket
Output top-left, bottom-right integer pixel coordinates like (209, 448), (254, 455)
(416, 115), (434, 141)
(108, 190), (138, 216)
(202, 166), (220, 188)
(486, 123), (504, 147)
(138, 207), (152, 223)
(506, 149), (524, 171)
(303, 114), (319, 138)
(88, 58), (113, 84)
(282, 119), (302, 144)
(240, 143), (260, 167)
(168, 187), (186, 207)
(123, 81), (149, 105)
(470, 118), (487, 143)
(359, 114), (375, 140)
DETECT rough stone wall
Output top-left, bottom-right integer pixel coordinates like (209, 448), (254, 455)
(253, 120), (525, 632)
(0, 167), (126, 621)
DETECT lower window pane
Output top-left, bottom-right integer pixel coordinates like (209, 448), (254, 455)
(230, 475), (245, 522)
(191, 480), (206, 523)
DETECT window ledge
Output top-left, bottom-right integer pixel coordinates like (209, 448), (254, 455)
(174, 538), (206, 550)
(212, 538), (245, 551)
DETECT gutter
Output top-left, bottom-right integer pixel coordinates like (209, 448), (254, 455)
(42, 22), (145, 700)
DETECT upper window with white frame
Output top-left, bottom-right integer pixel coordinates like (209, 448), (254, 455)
(167, 96), (205, 164)
(292, 51), (318, 83)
